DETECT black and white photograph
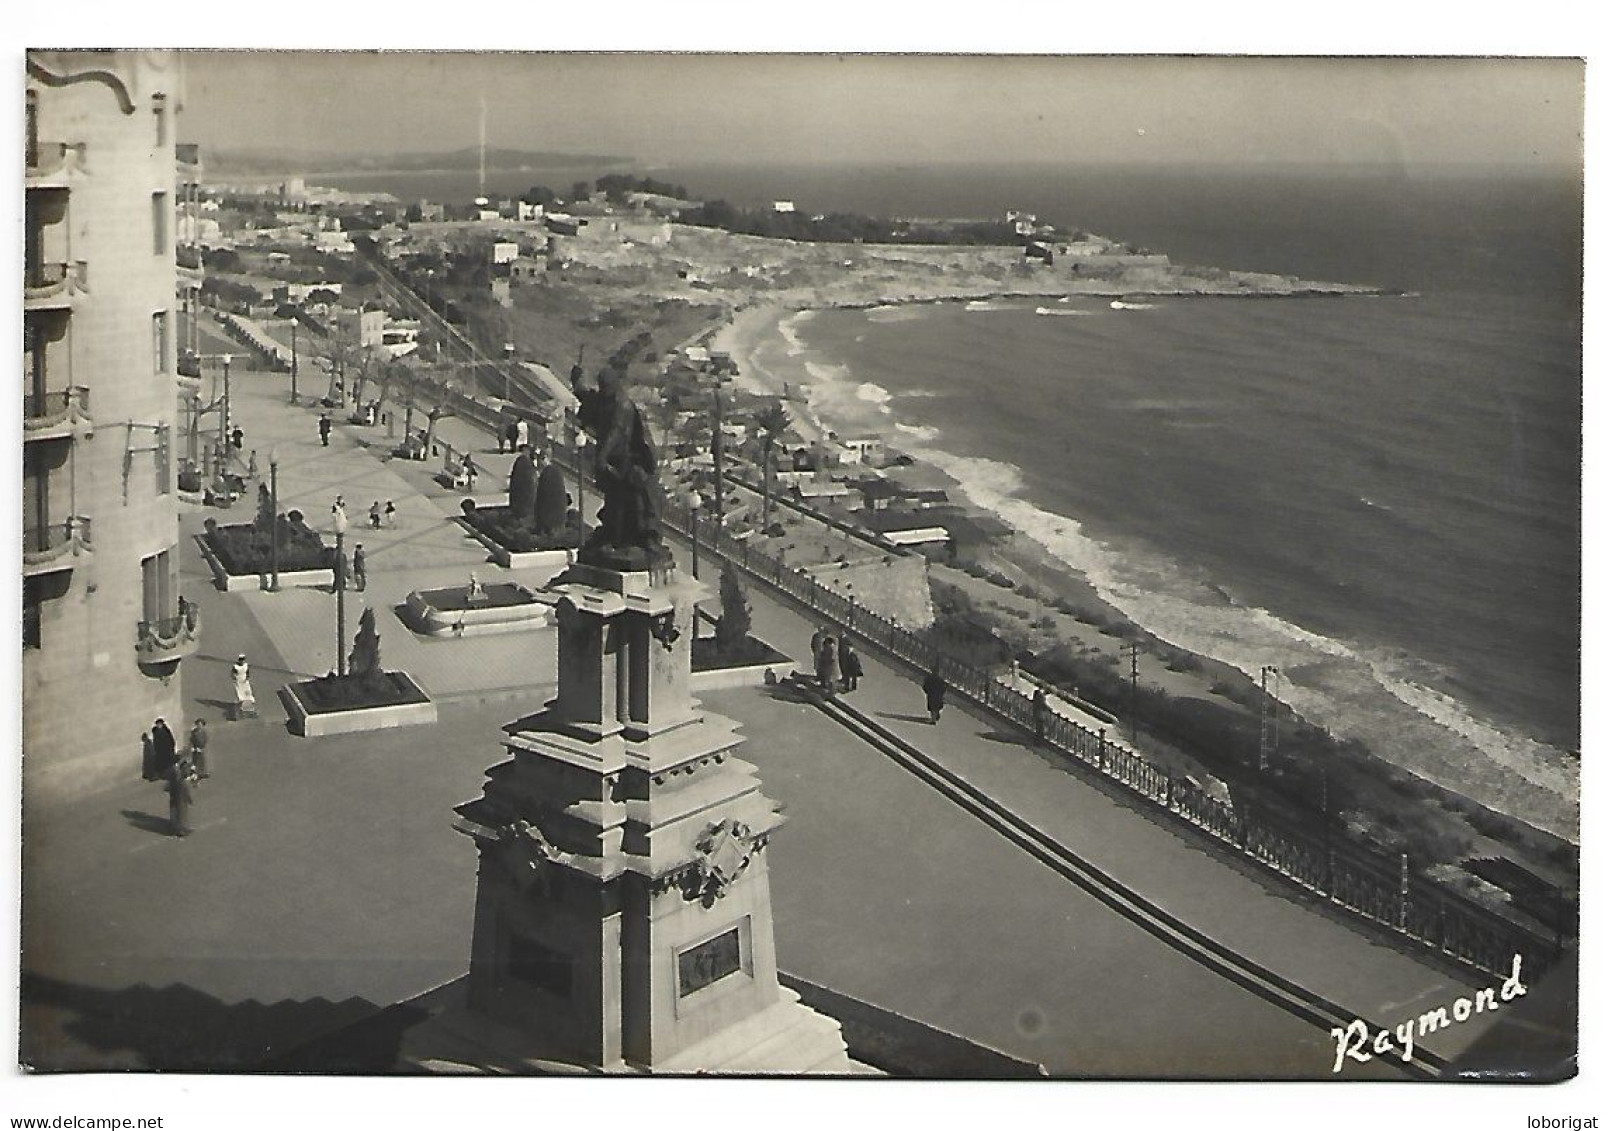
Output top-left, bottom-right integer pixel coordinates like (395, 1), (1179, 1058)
(10, 15), (1595, 1128)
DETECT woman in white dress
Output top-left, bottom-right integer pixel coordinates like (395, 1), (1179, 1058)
(231, 654), (257, 720)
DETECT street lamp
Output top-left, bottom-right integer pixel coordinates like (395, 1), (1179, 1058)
(268, 447), (280, 592)
(575, 436), (590, 540)
(333, 501), (349, 677)
(686, 491), (702, 579)
(218, 353), (233, 453)
(503, 342), (515, 402)
(290, 320), (300, 404)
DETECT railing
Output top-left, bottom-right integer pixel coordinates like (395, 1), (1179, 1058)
(136, 607), (201, 663)
(652, 481), (1563, 981)
(23, 385), (91, 431)
(23, 261), (85, 303)
(25, 140), (84, 180)
(22, 516), (91, 573)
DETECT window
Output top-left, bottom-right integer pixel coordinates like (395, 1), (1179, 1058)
(26, 89), (39, 169)
(152, 192), (168, 255)
(140, 549), (173, 625)
(152, 311), (168, 374)
(23, 578), (43, 650)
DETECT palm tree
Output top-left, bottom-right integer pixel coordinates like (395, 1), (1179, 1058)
(753, 403), (792, 534)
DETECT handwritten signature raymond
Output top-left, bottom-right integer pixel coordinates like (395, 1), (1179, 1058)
(1329, 954), (1528, 1074)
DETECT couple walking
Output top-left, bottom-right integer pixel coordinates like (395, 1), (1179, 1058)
(809, 626), (863, 695)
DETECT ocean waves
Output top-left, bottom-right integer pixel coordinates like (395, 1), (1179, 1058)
(779, 299), (1578, 841)
(906, 440), (1580, 839)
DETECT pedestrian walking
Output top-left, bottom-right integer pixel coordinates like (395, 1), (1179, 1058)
(1032, 686), (1050, 741)
(352, 544), (367, 592)
(150, 717), (177, 781)
(166, 754), (197, 838)
(141, 730), (157, 781)
(318, 412), (332, 447)
(815, 635), (837, 694)
(231, 426), (244, 451)
(502, 420), (518, 454)
(922, 670), (946, 724)
(515, 419), (530, 453)
(331, 495), (348, 534)
(384, 500), (397, 527)
(231, 654), (257, 720)
(189, 718), (210, 779)
(369, 500), (382, 530)
(463, 453), (478, 489)
(838, 639), (863, 693)
(247, 449), (259, 480)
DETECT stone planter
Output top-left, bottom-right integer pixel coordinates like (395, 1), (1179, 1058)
(281, 671), (438, 737)
(690, 657), (796, 692)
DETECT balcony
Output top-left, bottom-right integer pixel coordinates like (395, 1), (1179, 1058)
(23, 386), (92, 441)
(22, 516), (91, 577)
(136, 606), (201, 667)
(25, 141), (86, 187)
(24, 261), (87, 311)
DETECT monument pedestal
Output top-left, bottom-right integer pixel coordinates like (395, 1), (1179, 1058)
(401, 562), (853, 1074)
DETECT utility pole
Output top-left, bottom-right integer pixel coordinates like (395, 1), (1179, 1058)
(712, 383), (725, 535)
(1259, 665), (1280, 771)
(1124, 641), (1140, 743)
(333, 503), (349, 677)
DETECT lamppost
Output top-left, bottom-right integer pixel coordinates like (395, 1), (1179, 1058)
(575, 436), (590, 540)
(686, 491), (702, 579)
(268, 447), (280, 592)
(218, 353), (233, 453)
(333, 501), (349, 677)
(711, 384), (725, 536)
(290, 320), (300, 404)
(503, 342), (515, 402)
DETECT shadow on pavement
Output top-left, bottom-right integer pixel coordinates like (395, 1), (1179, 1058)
(19, 973), (389, 1073)
(119, 809), (173, 837)
(878, 711), (936, 726)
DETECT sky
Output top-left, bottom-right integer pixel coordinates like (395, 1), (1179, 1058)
(176, 52), (1583, 171)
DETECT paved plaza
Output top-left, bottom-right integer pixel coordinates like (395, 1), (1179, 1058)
(19, 362), (1574, 1078)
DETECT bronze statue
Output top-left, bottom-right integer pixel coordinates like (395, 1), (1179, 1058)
(571, 364), (668, 570)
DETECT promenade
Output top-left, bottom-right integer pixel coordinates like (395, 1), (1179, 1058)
(18, 360), (1573, 1079)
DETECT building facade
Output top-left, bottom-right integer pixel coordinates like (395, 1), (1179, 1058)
(24, 50), (197, 800)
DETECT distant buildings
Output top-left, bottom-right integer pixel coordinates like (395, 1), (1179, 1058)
(25, 49), (196, 798)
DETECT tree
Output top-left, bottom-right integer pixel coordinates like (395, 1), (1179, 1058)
(347, 607), (383, 687)
(753, 404), (792, 533)
(716, 563), (750, 654)
(509, 449), (539, 523)
(536, 462), (568, 534)
(570, 180), (591, 203)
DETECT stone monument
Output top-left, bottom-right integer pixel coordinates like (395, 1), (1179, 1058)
(400, 370), (853, 1074)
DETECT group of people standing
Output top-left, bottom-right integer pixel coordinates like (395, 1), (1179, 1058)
(142, 716), (211, 837)
(809, 627), (864, 695)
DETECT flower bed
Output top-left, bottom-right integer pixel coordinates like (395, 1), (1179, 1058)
(282, 670), (437, 737)
(458, 504), (581, 555)
(201, 516), (335, 589)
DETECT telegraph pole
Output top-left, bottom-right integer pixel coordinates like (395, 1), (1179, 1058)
(1259, 665), (1280, 771)
(1124, 641), (1140, 743)
(712, 383), (725, 534)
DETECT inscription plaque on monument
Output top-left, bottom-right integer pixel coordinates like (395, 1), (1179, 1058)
(677, 927), (742, 997)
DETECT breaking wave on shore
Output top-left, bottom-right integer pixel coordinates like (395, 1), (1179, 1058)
(897, 443), (1580, 840)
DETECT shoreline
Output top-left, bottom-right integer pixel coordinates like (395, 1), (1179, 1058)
(712, 298), (1579, 846)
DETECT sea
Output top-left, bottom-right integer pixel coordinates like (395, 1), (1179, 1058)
(323, 161), (1583, 838)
